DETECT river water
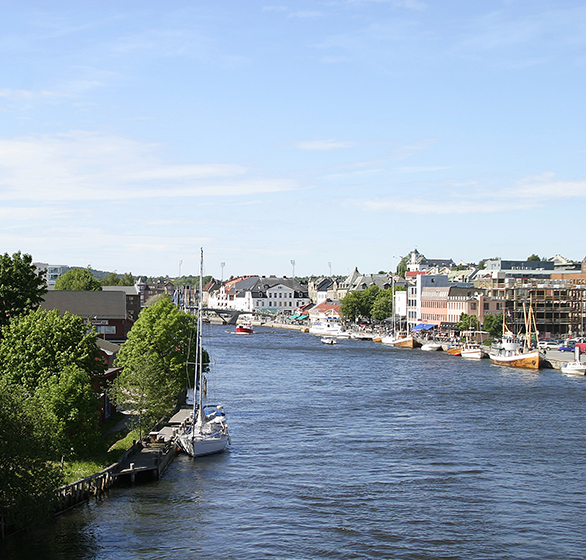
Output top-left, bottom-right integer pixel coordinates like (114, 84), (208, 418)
(2, 326), (585, 559)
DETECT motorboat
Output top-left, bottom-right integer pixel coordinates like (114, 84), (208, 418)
(309, 318), (347, 337)
(421, 341), (442, 351)
(236, 320), (254, 334)
(561, 348), (586, 376)
(321, 337), (337, 345)
(461, 343), (488, 359)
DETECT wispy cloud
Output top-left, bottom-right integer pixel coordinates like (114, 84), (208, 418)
(0, 131), (296, 203)
(357, 173), (586, 214)
(295, 139), (357, 150)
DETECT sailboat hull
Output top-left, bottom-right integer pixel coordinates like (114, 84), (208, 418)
(178, 433), (229, 457)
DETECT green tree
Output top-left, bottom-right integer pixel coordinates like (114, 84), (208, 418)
(527, 254), (541, 262)
(35, 365), (100, 457)
(0, 308), (105, 393)
(54, 267), (102, 291)
(110, 353), (179, 440)
(371, 289), (394, 322)
(101, 272), (134, 286)
(0, 309), (105, 457)
(396, 256), (408, 278)
(113, 298), (199, 422)
(0, 251), (47, 331)
(484, 313), (505, 337)
(457, 313), (479, 331)
(0, 378), (63, 528)
(341, 291), (364, 323)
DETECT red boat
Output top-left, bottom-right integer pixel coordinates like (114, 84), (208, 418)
(236, 321), (254, 335)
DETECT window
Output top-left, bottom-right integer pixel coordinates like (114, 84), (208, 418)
(484, 303), (489, 310)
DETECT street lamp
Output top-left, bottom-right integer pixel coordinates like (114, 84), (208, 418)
(328, 262), (332, 277)
(221, 262), (225, 282)
(291, 259), (295, 279)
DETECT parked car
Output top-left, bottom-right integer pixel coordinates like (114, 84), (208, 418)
(558, 341), (576, 352)
(539, 338), (562, 349)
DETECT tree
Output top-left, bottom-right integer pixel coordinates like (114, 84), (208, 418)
(54, 267), (102, 291)
(0, 251), (47, 331)
(110, 353), (179, 440)
(371, 289), (394, 322)
(484, 313), (505, 337)
(527, 254), (541, 262)
(0, 308), (105, 457)
(101, 272), (134, 286)
(457, 313), (480, 331)
(35, 366), (100, 457)
(0, 308), (105, 393)
(0, 378), (63, 529)
(113, 298), (200, 423)
(396, 256), (408, 278)
(341, 291), (365, 323)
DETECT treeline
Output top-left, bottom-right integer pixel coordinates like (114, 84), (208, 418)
(0, 252), (198, 532)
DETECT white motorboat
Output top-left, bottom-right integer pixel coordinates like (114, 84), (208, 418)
(461, 343), (488, 359)
(321, 337), (337, 345)
(561, 348), (586, 376)
(309, 318), (347, 337)
(421, 341), (442, 351)
(177, 248), (230, 457)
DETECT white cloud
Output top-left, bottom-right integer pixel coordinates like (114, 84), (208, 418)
(357, 173), (586, 214)
(296, 139), (357, 150)
(0, 131), (296, 203)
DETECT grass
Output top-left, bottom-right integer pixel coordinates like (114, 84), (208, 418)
(61, 412), (141, 485)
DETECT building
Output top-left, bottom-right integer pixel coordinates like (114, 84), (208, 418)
(206, 276), (310, 314)
(34, 262), (69, 289)
(41, 290), (135, 341)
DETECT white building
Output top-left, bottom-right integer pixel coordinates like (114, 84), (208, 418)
(207, 276), (310, 314)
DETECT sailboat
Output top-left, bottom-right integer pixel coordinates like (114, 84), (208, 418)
(490, 302), (543, 370)
(177, 248), (230, 457)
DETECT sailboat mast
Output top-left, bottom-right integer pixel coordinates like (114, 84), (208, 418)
(196, 248), (204, 424)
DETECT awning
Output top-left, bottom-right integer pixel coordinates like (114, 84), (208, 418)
(297, 315), (308, 320)
(412, 323), (435, 331)
(289, 314), (299, 319)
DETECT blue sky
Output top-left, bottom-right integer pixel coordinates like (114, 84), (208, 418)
(1, 1), (584, 279)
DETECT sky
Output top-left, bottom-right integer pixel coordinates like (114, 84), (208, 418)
(1, 0), (584, 279)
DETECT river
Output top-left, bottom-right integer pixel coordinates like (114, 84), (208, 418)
(2, 325), (585, 559)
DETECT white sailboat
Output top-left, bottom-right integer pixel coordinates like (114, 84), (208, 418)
(177, 248), (230, 457)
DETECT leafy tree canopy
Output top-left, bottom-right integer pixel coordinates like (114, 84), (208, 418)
(101, 272), (134, 286)
(0, 251), (47, 331)
(114, 298), (200, 414)
(0, 378), (63, 528)
(483, 313), (505, 337)
(371, 289), (394, 322)
(457, 312), (480, 331)
(54, 267), (102, 291)
(0, 308), (105, 393)
(396, 256), (408, 278)
(527, 254), (541, 262)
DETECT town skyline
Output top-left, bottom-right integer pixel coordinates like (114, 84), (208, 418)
(1, 1), (584, 278)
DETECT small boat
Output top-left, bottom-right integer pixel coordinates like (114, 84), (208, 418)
(446, 346), (461, 356)
(309, 318), (347, 337)
(236, 320), (254, 335)
(321, 337), (337, 345)
(381, 332), (420, 348)
(421, 341), (442, 351)
(461, 343), (488, 359)
(177, 249), (230, 457)
(561, 347), (586, 376)
(350, 331), (373, 341)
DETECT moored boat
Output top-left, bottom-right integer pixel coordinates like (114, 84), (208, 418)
(177, 249), (230, 458)
(321, 337), (337, 345)
(561, 347), (586, 376)
(461, 343), (488, 359)
(489, 306), (543, 370)
(309, 318), (347, 337)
